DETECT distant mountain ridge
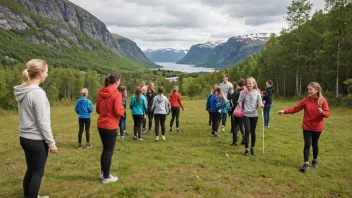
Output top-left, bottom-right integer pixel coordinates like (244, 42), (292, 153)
(143, 48), (188, 62)
(177, 33), (271, 68)
(0, 0), (156, 71)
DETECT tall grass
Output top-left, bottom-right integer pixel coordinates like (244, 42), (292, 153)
(0, 100), (351, 197)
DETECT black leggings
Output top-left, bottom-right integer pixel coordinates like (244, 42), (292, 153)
(78, 118), (90, 144)
(20, 137), (48, 198)
(170, 107), (180, 128)
(303, 130), (321, 162)
(148, 108), (154, 130)
(211, 112), (222, 133)
(133, 115), (144, 138)
(98, 128), (117, 178)
(154, 114), (166, 136)
(243, 116), (258, 148)
(232, 117), (244, 143)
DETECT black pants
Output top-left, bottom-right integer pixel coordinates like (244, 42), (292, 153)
(148, 108), (154, 130)
(154, 114), (166, 136)
(232, 117), (244, 144)
(303, 130), (321, 162)
(142, 115), (146, 130)
(20, 137), (48, 198)
(243, 116), (258, 148)
(211, 112), (222, 133)
(170, 107), (180, 128)
(221, 113), (227, 126)
(133, 115), (144, 138)
(78, 118), (90, 144)
(208, 111), (212, 125)
(98, 128), (117, 178)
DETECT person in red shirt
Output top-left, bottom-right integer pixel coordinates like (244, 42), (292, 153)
(168, 85), (184, 132)
(279, 82), (330, 173)
(96, 72), (124, 183)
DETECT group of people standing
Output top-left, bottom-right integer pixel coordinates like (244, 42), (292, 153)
(14, 59), (329, 197)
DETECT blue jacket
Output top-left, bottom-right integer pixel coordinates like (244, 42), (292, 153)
(75, 97), (93, 118)
(130, 95), (148, 115)
(221, 99), (230, 114)
(263, 87), (274, 104)
(206, 93), (223, 113)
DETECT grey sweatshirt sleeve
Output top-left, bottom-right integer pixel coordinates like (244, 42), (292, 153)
(33, 89), (56, 147)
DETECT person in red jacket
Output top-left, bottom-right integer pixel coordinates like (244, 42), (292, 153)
(96, 72), (125, 183)
(279, 82), (330, 173)
(168, 85), (184, 132)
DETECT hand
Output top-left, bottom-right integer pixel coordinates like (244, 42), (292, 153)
(182, 107), (185, 111)
(260, 104), (264, 109)
(278, 110), (284, 115)
(318, 108), (323, 114)
(49, 145), (57, 153)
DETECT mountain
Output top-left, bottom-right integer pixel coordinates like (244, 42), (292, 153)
(177, 33), (270, 68)
(143, 48), (188, 62)
(0, 0), (156, 73)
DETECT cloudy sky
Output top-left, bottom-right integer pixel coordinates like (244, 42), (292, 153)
(70, 0), (325, 50)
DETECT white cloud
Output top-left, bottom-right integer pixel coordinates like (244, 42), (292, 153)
(69, 0), (325, 50)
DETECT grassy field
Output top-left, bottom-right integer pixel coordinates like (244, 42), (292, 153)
(0, 99), (351, 197)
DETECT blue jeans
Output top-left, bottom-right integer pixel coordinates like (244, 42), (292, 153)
(263, 103), (272, 126)
(119, 118), (126, 136)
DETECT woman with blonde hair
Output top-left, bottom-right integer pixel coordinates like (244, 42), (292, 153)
(168, 85), (184, 132)
(14, 59), (57, 198)
(75, 88), (93, 148)
(237, 77), (264, 155)
(279, 82), (330, 173)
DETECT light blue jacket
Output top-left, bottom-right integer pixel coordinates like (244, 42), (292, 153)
(130, 95), (148, 115)
(75, 97), (93, 118)
(221, 99), (230, 114)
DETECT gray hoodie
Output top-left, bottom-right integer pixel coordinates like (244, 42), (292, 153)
(237, 89), (263, 117)
(151, 94), (170, 114)
(14, 85), (55, 147)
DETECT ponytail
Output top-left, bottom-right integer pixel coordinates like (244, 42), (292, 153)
(22, 59), (47, 87)
(105, 72), (121, 87)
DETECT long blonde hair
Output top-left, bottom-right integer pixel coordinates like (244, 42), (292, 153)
(308, 82), (324, 107)
(247, 77), (260, 93)
(22, 59), (47, 87)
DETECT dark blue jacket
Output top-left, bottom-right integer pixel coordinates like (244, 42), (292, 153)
(263, 87), (274, 104)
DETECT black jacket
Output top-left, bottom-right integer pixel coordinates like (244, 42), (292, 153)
(263, 87), (274, 104)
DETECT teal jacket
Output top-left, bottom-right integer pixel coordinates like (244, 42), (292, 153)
(130, 95), (148, 115)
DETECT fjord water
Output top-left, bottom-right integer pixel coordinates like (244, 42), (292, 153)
(154, 62), (215, 73)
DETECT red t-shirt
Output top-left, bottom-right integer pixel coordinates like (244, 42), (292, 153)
(284, 97), (330, 132)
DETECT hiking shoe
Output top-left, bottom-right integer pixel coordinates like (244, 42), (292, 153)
(312, 159), (318, 168)
(222, 125), (225, 132)
(86, 143), (91, 148)
(155, 136), (159, 141)
(213, 132), (218, 137)
(162, 135), (166, 141)
(250, 147), (256, 155)
(300, 163), (309, 173)
(169, 127), (172, 132)
(102, 175), (118, 184)
(244, 149), (249, 156)
(133, 136), (137, 140)
(78, 143), (82, 149)
(176, 128), (180, 132)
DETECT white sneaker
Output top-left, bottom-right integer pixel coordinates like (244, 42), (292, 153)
(176, 128), (180, 132)
(102, 175), (118, 183)
(155, 136), (159, 141)
(138, 138), (143, 141)
(120, 136), (124, 140)
(162, 135), (166, 141)
(38, 195), (49, 198)
(222, 126), (225, 132)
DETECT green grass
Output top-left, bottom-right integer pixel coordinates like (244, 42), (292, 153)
(0, 100), (351, 197)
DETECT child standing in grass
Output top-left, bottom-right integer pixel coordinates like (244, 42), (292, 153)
(279, 82), (330, 173)
(262, 80), (274, 127)
(168, 85), (184, 132)
(130, 87), (148, 141)
(237, 77), (263, 155)
(75, 88), (93, 149)
(206, 86), (225, 137)
(96, 72), (124, 183)
(206, 84), (218, 126)
(152, 86), (171, 141)
(118, 86), (128, 139)
(146, 81), (156, 132)
(221, 97), (230, 132)
(14, 59), (57, 197)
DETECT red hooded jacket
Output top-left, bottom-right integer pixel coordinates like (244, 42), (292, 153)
(284, 97), (330, 132)
(168, 92), (184, 109)
(96, 86), (124, 129)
